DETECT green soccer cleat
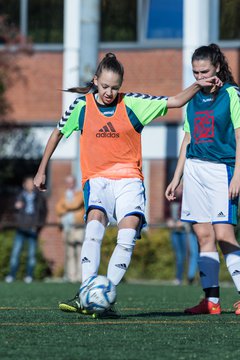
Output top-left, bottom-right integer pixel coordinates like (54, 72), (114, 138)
(58, 293), (90, 315)
(92, 306), (120, 319)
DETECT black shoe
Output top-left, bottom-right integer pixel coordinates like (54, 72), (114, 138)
(58, 293), (90, 315)
(92, 306), (120, 319)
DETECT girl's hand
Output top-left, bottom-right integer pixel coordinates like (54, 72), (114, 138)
(165, 179), (181, 201)
(196, 76), (223, 89)
(229, 175), (240, 200)
(34, 173), (47, 191)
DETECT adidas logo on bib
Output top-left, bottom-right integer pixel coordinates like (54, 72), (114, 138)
(96, 122), (120, 138)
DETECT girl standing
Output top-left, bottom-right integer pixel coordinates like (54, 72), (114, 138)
(166, 44), (240, 315)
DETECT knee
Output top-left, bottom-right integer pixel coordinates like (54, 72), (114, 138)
(87, 209), (108, 226)
(194, 228), (214, 247)
(215, 229), (229, 243)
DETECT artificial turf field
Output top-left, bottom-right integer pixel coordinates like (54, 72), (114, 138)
(0, 281), (239, 360)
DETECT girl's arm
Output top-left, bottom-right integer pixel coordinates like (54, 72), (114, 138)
(165, 132), (190, 201)
(167, 77), (222, 108)
(34, 128), (63, 191)
(229, 128), (240, 199)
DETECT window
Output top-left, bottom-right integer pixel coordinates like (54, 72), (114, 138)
(100, 0), (137, 41)
(100, 0), (183, 44)
(0, 0), (20, 28)
(146, 0), (183, 39)
(28, 0), (63, 43)
(1, 1), (239, 52)
(219, 0), (240, 40)
(0, 0), (63, 44)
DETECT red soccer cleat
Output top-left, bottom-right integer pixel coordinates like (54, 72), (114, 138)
(184, 299), (221, 315)
(234, 301), (240, 315)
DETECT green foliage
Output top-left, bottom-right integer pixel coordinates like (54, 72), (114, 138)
(220, 0), (240, 40)
(0, 229), (51, 280)
(126, 228), (175, 280)
(28, 0), (63, 43)
(100, 0), (137, 41)
(0, 15), (32, 123)
(0, 227), (233, 282)
(99, 227), (232, 282)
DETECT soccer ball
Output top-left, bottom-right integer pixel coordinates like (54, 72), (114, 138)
(79, 275), (117, 314)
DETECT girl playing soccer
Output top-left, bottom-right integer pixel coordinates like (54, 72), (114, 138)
(34, 52), (221, 318)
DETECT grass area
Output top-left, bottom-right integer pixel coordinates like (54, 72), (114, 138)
(0, 281), (240, 360)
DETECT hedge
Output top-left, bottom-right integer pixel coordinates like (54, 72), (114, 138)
(99, 227), (233, 283)
(0, 227), (236, 282)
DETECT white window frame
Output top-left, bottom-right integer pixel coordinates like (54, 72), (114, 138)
(7, 0), (240, 51)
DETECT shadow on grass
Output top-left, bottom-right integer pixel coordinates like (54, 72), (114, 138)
(122, 311), (186, 318)
(121, 309), (235, 319)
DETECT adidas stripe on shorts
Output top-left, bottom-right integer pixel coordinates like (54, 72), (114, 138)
(181, 158), (238, 225)
(83, 177), (146, 234)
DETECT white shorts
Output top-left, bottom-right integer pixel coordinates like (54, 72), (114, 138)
(83, 177), (146, 234)
(181, 159), (238, 225)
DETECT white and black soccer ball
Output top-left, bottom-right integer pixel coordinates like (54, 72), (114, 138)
(79, 275), (117, 314)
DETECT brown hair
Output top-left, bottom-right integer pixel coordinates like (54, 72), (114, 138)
(66, 53), (124, 94)
(192, 43), (237, 85)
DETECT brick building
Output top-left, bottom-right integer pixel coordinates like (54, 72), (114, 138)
(3, 47), (239, 274)
(1, 0), (239, 275)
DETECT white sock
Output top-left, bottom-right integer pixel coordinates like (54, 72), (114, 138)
(198, 252), (220, 289)
(208, 297), (220, 304)
(107, 229), (136, 286)
(225, 250), (240, 292)
(81, 220), (105, 282)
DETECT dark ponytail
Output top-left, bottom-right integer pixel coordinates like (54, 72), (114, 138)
(192, 43), (237, 85)
(66, 52), (124, 94)
(66, 80), (96, 94)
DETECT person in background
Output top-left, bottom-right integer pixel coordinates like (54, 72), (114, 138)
(34, 52), (221, 318)
(5, 176), (47, 283)
(56, 175), (85, 283)
(166, 43), (240, 315)
(167, 186), (198, 285)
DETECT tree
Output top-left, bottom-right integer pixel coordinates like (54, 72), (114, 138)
(0, 15), (38, 218)
(0, 14), (35, 161)
(0, 15), (32, 123)
(220, 0), (240, 40)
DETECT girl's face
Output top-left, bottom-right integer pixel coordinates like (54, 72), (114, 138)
(94, 70), (122, 105)
(192, 59), (220, 81)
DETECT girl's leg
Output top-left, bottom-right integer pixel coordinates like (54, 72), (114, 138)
(193, 223), (220, 300)
(215, 224), (240, 293)
(184, 223), (221, 315)
(214, 223), (240, 315)
(80, 209), (107, 282)
(107, 215), (139, 286)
